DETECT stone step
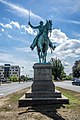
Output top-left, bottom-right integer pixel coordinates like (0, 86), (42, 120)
(25, 91), (61, 98)
(18, 94), (69, 107)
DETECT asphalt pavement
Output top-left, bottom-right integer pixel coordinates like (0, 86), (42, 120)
(54, 80), (80, 93)
(0, 81), (32, 98)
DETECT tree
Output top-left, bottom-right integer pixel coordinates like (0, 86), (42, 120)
(63, 75), (72, 80)
(20, 75), (28, 81)
(72, 60), (80, 78)
(50, 58), (65, 80)
(10, 75), (18, 82)
(20, 75), (26, 81)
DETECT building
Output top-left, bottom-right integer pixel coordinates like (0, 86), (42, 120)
(0, 64), (20, 81)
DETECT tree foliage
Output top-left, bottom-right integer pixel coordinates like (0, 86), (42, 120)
(50, 58), (66, 80)
(63, 75), (72, 80)
(20, 75), (28, 81)
(72, 60), (80, 78)
(10, 75), (18, 82)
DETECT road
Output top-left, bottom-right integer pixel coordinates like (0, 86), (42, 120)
(0, 81), (80, 98)
(0, 81), (32, 98)
(54, 81), (80, 93)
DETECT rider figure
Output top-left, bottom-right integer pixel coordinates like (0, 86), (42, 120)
(28, 21), (44, 50)
(28, 20), (55, 50)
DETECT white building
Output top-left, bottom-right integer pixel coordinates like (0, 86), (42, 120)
(0, 64), (20, 81)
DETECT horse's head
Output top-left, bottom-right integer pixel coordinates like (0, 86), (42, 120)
(48, 20), (52, 32)
(46, 20), (52, 32)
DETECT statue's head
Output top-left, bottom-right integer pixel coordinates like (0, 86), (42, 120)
(49, 20), (52, 25)
(39, 21), (43, 25)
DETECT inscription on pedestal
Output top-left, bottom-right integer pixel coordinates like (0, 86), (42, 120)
(33, 63), (52, 80)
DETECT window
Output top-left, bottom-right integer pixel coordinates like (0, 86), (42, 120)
(11, 67), (14, 69)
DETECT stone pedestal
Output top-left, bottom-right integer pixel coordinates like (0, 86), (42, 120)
(32, 63), (55, 92)
(18, 63), (69, 107)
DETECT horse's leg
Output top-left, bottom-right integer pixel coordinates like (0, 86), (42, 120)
(38, 36), (43, 58)
(37, 35), (44, 63)
(39, 56), (41, 63)
(42, 42), (47, 63)
(43, 53), (46, 63)
(42, 56), (44, 63)
(38, 51), (41, 63)
(44, 53), (46, 63)
(39, 53), (41, 63)
(44, 48), (47, 63)
(44, 40), (49, 63)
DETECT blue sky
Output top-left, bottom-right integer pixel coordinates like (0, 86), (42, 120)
(0, 0), (80, 76)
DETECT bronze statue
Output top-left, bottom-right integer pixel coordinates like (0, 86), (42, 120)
(28, 20), (56, 63)
(28, 21), (44, 50)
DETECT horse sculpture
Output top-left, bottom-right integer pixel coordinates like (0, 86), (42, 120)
(37, 20), (55, 63)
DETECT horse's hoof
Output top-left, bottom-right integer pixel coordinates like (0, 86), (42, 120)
(31, 48), (34, 50)
(30, 46), (33, 50)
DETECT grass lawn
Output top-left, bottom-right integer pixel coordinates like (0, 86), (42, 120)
(56, 87), (80, 106)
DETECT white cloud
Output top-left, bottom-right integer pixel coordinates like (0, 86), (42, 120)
(73, 32), (80, 39)
(0, 23), (4, 27)
(62, 61), (70, 67)
(5, 24), (12, 28)
(0, 20), (37, 36)
(8, 34), (12, 38)
(0, 21), (21, 30)
(0, 0), (43, 21)
(10, 21), (20, 29)
(26, 26), (37, 36)
(47, 29), (80, 75)
(21, 25), (37, 36)
(0, 22), (12, 28)
(14, 47), (31, 53)
(1, 28), (4, 32)
(49, 29), (80, 59)
(0, 52), (14, 63)
(0, 51), (34, 75)
(60, 19), (80, 25)
(54, 39), (80, 60)
(50, 29), (68, 44)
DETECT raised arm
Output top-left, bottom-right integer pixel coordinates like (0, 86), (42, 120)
(28, 22), (39, 29)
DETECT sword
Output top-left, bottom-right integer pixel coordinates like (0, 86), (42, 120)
(29, 10), (31, 23)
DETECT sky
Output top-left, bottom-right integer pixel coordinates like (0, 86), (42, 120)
(0, 0), (80, 76)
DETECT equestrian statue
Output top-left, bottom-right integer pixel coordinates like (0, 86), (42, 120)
(28, 20), (56, 63)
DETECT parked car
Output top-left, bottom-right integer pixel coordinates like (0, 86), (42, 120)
(71, 78), (78, 81)
(1, 78), (7, 83)
(72, 79), (80, 86)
